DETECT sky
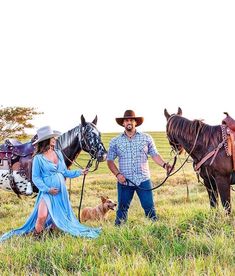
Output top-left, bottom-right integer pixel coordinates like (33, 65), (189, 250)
(0, 1), (235, 135)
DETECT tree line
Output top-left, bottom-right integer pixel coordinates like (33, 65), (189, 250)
(0, 106), (42, 142)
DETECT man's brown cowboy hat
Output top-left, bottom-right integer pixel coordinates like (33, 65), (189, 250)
(116, 110), (144, 127)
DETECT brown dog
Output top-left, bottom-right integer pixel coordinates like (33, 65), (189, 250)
(81, 196), (117, 222)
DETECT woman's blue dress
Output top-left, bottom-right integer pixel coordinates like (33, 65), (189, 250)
(0, 150), (101, 242)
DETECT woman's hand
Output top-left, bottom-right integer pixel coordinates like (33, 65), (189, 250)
(81, 168), (89, 175)
(49, 188), (59, 195)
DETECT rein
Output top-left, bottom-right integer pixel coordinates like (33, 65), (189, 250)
(125, 156), (177, 191)
(78, 158), (95, 222)
(194, 125), (227, 171)
(166, 118), (202, 176)
(123, 117), (201, 191)
(60, 148), (99, 172)
(57, 133), (99, 172)
(57, 139), (83, 169)
(57, 133), (100, 214)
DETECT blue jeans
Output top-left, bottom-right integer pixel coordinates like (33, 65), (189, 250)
(115, 179), (158, 226)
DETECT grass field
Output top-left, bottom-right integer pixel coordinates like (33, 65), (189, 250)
(0, 132), (235, 275)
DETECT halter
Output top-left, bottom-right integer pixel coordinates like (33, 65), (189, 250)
(166, 114), (202, 175)
(58, 124), (100, 171)
(166, 114), (183, 154)
(78, 123), (99, 159)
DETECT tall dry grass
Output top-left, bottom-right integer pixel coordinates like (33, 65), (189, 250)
(0, 132), (235, 275)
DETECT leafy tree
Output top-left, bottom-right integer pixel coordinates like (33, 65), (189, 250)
(0, 106), (43, 142)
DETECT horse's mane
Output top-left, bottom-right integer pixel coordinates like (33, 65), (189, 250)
(168, 116), (222, 148)
(57, 125), (80, 150)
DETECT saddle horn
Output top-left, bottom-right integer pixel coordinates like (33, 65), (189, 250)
(222, 112), (235, 131)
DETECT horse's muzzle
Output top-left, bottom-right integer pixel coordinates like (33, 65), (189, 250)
(97, 152), (107, 162)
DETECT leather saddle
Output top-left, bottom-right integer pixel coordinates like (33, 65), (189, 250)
(0, 138), (36, 194)
(222, 112), (235, 183)
(4, 138), (35, 157)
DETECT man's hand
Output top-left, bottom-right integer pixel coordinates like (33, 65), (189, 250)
(164, 162), (173, 175)
(116, 173), (127, 185)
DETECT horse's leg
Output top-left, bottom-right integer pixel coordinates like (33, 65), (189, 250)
(215, 175), (231, 214)
(204, 178), (218, 209)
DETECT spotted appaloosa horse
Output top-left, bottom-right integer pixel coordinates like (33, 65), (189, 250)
(164, 107), (233, 214)
(0, 115), (107, 196)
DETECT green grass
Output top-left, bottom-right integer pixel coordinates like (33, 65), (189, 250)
(0, 132), (235, 275)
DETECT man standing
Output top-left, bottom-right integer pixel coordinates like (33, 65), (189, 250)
(107, 110), (172, 226)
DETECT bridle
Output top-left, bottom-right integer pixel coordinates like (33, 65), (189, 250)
(78, 123), (100, 160)
(166, 114), (183, 154)
(58, 124), (100, 172)
(166, 114), (202, 176)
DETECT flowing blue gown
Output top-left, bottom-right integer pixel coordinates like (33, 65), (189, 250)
(0, 150), (101, 242)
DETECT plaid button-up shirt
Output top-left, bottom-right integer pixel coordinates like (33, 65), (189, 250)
(107, 131), (158, 186)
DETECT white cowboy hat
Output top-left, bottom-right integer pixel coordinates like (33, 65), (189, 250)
(32, 125), (61, 145)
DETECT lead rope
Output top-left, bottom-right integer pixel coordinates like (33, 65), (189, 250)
(125, 126), (201, 191)
(69, 179), (72, 200)
(78, 158), (94, 222)
(57, 139), (84, 169)
(125, 156), (177, 191)
(178, 154), (190, 202)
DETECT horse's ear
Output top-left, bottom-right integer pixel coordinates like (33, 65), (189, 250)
(177, 107), (182, 116)
(92, 115), (98, 125)
(81, 115), (86, 126)
(164, 108), (170, 120)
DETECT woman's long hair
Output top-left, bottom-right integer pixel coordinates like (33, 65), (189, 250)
(33, 138), (51, 156)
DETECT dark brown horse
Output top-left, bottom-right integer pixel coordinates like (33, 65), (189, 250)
(164, 107), (233, 214)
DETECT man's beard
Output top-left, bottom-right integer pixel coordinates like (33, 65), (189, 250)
(125, 124), (133, 132)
